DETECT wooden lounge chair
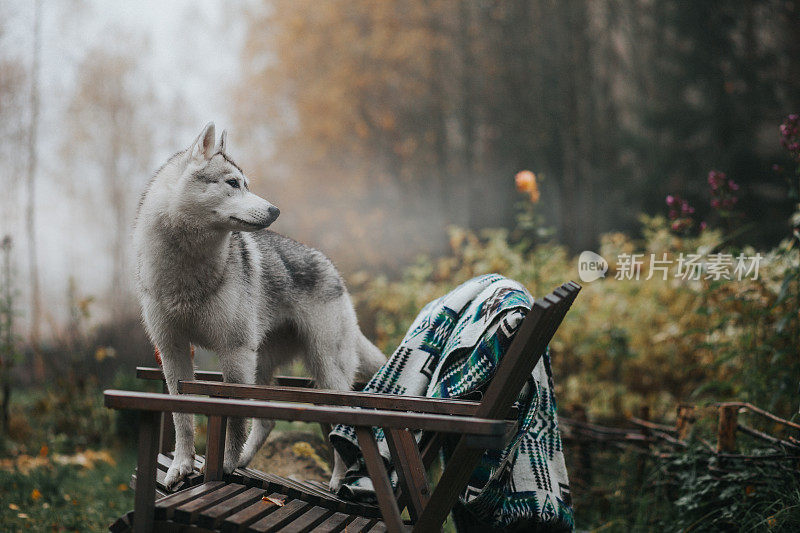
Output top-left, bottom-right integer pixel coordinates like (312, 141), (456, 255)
(106, 281), (581, 532)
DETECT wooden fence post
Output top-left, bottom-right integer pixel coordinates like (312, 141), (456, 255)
(636, 405), (650, 486)
(676, 404), (695, 441)
(573, 404), (592, 487)
(717, 404), (738, 453)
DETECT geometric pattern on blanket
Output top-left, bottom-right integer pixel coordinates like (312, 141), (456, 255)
(330, 274), (574, 531)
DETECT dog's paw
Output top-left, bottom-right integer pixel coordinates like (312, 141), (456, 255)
(164, 455), (194, 489)
(328, 475), (343, 493)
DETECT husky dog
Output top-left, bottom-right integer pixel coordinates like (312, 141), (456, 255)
(134, 123), (386, 489)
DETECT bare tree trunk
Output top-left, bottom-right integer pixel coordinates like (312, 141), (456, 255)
(457, 1), (479, 230)
(25, 0), (43, 381)
(1, 237), (14, 433)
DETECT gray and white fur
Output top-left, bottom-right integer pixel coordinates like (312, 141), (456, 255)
(133, 123), (386, 489)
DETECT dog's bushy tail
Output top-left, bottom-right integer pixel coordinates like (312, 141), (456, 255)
(356, 332), (387, 381)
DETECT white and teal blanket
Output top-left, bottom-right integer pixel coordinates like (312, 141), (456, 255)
(330, 274), (574, 531)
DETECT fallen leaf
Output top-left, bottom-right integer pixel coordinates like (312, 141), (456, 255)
(262, 496), (285, 506)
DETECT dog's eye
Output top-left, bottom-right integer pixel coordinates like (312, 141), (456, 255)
(225, 179), (240, 189)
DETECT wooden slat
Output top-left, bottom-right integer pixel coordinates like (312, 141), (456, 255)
(236, 469), (379, 518)
(247, 499), (312, 532)
(281, 479), (352, 509)
(137, 367), (224, 382)
(355, 427), (403, 533)
(137, 367), (366, 391)
(275, 505), (331, 532)
(308, 512), (354, 533)
(384, 428), (429, 522)
(343, 517), (377, 533)
(155, 482), (226, 519)
(104, 391), (507, 442)
(197, 487), (266, 529)
(179, 381), (484, 417)
(173, 483), (248, 524)
(234, 469), (318, 503)
(301, 479), (379, 515)
(133, 410), (160, 533)
(222, 492), (287, 533)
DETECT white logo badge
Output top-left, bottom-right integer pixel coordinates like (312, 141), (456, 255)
(578, 251), (608, 282)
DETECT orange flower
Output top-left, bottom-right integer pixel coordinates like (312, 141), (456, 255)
(38, 445), (48, 457)
(30, 489), (42, 501)
(515, 170), (540, 203)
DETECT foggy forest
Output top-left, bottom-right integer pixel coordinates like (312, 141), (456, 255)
(1, 1), (799, 531)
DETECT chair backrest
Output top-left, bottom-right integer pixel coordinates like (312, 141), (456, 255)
(412, 281), (581, 532)
(477, 281), (581, 419)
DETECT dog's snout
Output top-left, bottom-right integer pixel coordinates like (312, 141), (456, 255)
(267, 205), (280, 223)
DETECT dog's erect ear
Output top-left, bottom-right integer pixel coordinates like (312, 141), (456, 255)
(189, 122), (216, 162)
(215, 129), (227, 154)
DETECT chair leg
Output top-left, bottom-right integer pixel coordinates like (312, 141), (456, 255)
(355, 426), (404, 533)
(412, 439), (484, 533)
(205, 414), (227, 481)
(385, 428), (430, 522)
(134, 411), (160, 533)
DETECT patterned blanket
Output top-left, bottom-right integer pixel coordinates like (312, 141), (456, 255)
(330, 274), (574, 531)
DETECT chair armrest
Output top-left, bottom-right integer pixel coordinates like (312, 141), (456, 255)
(104, 390), (509, 448)
(178, 380), (503, 418)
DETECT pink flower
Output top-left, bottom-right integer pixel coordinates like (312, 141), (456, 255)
(700, 221), (708, 231)
(728, 180), (739, 191)
(666, 195), (676, 206)
(780, 114), (800, 161)
(711, 199), (721, 208)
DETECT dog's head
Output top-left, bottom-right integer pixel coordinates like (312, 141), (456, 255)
(167, 123), (279, 232)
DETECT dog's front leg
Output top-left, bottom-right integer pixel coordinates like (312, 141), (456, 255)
(237, 353), (277, 468)
(160, 340), (196, 489)
(219, 348), (257, 473)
